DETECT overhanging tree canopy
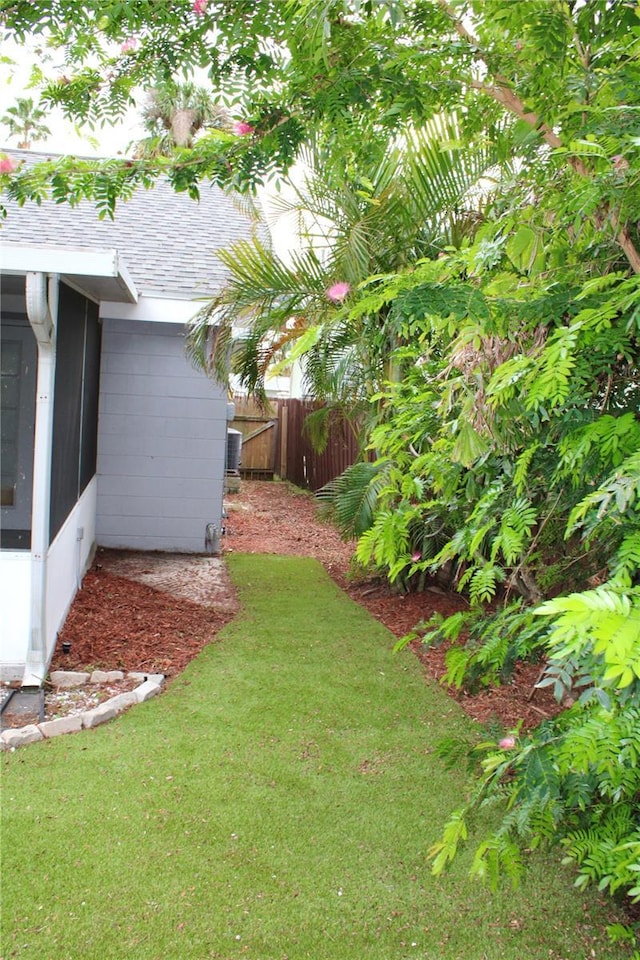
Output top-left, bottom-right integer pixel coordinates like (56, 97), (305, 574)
(2, 0), (639, 276)
(2, 0), (640, 916)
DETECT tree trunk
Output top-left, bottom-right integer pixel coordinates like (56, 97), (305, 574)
(171, 109), (197, 147)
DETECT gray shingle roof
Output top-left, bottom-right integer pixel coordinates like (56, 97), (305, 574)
(1, 150), (259, 300)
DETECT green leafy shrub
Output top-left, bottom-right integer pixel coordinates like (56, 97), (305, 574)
(337, 237), (640, 908)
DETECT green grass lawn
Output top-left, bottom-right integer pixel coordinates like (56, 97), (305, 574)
(1, 555), (629, 960)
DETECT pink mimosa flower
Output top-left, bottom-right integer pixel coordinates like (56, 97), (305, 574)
(120, 37), (137, 53)
(499, 736), (516, 750)
(412, 552), (422, 563)
(0, 155), (17, 174)
(233, 121), (255, 136)
(326, 281), (350, 303)
(193, 0), (208, 14)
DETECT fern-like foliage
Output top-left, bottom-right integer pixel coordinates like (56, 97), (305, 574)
(434, 697), (640, 900)
(537, 584), (640, 690)
(562, 808), (640, 901)
(567, 451), (640, 543)
(417, 602), (548, 689)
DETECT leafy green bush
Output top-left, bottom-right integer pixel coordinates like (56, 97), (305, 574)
(321, 230), (640, 911)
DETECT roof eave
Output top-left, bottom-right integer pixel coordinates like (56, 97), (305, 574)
(1, 243), (139, 304)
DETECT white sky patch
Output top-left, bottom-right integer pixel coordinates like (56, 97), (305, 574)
(1, 34), (144, 156)
(257, 158), (336, 269)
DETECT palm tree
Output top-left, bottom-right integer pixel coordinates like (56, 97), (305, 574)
(1, 97), (51, 149)
(134, 80), (230, 156)
(187, 114), (507, 404)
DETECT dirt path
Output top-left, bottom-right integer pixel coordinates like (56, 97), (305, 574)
(51, 480), (559, 731)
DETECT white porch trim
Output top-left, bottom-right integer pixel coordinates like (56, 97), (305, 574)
(100, 294), (208, 323)
(2, 245), (138, 304)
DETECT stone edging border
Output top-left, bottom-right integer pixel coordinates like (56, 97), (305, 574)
(0, 670), (165, 751)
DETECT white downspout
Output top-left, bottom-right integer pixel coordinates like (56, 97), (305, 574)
(23, 272), (58, 688)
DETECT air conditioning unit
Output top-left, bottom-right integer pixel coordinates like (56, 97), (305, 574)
(226, 428), (243, 474)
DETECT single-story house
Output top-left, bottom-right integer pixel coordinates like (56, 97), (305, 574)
(1, 149), (255, 685)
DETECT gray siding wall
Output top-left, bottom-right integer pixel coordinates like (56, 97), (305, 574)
(96, 318), (226, 552)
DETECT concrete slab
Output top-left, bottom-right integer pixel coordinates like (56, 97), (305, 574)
(97, 551), (236, 610)
(0, 689), (44, 730)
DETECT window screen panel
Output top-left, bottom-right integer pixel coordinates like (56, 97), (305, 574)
(50, 284), (85, 543)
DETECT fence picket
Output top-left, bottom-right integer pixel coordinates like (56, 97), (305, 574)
(230, 395), (361, 490)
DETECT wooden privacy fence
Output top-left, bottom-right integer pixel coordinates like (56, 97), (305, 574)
(229, 395), (279, 479)
(280, 399), (361, 491)
(230, 395), (361, 491)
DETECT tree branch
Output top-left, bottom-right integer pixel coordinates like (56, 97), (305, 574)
(611, 216), (640, 275)
(469, 79), (570, 156)
(438, 0), (640, 274)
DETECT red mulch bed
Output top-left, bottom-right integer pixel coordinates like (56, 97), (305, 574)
(52, 480), (560, 731)
(53, 572), (231, 677)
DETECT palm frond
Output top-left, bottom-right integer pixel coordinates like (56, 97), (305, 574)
(316, 460), (391, 538)
(188, 114), (511, 400)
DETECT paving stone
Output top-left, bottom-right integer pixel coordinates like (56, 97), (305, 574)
(224, 476), (242, 494)
(1, 724), (44, 748)
(81, 691), (139, 729)
(38, 715), (83, 738)
(49, 671), (90, 688)
(128, 672), (165, 685)
(89, 670), (125, 683)
(1, 669), (169, 748)
(134, 680), (162, 703)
